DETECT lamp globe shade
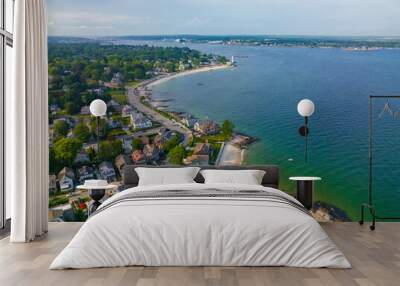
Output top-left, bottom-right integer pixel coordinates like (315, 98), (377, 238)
(297, 99), (315, 117)
(90, 99), (107, 117)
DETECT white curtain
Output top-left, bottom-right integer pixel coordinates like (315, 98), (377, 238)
(8, 0), (49, 242)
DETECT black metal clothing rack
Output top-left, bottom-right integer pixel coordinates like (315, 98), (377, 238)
(359, 95), (400, 230)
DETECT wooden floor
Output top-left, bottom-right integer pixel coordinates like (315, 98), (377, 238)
(0, 222), (399, 286)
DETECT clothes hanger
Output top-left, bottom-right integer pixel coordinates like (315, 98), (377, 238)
(379, 99), (394, 118)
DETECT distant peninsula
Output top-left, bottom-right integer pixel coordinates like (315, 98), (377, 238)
(48, 35), (400, 50)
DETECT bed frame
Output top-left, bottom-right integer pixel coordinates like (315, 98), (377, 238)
(122, 165), (280, 189)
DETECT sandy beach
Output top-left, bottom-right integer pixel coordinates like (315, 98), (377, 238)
(146, 64), (232, 89)
(216, 142), (244, 166)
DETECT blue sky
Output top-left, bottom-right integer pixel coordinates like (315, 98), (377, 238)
(47, 0), (400, 37)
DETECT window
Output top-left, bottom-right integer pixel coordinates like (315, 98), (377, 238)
(0, 0), (14, 229)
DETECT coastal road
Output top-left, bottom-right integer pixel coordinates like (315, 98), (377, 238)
(127, 87), (192, 145)
(131, 127), (163, 138)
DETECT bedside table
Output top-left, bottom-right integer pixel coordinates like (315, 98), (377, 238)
(77, 180), (117, 215)
(289, 177), (321, 210)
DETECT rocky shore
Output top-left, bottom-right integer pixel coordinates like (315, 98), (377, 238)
(311, 201), (352, 222)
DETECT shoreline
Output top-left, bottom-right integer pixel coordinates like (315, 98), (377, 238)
(145, 64), (233, 89)
(131, 63), (256, 167)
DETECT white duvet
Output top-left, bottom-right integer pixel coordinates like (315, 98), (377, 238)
(50, 183), (351, 269)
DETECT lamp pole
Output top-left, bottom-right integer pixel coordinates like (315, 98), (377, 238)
(97, 116), (100, 160)
(297, 99), (315, 163)
(304, 116), (308, 163)
(89, 99), (107, 164)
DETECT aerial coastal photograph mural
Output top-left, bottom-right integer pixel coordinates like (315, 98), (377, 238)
(47, 0), (400, 222)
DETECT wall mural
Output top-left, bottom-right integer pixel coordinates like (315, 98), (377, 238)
(47, 2), (400, 223)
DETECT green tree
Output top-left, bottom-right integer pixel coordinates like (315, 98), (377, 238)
(222, 120), (234, 140)
(73, 122), (91, 143)
(164, 62), (176, 73)
(53, 138), (82, 167)
(132, 64), (146, 79)
(98, 140), (123, 162)
(168, 145), (186, 165)
(49, 146), (62, 174)
(111, 140), (124, 157)
(65, 102), (78, 114)
(87, 146), (96, 162)
(98, 141), (114, 162)
(54, 120), (70, 138)
(164, 134), (181, 152)
(89, 117), (109, 139)
(217, 56), (228, 64)
(131, 138), (144, 151)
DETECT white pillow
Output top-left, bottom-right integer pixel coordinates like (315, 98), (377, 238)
(200, 169), (266, 185)
(135, 167), (201, 186)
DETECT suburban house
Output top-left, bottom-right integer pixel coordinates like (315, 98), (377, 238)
(140, 136), (150, 145)
(194, 120), (220, 135)
(87, 87), (104, 97)
(131, 114), (152, 130)
(67, 130), (74, 139)
(80, 105), (90, 115)
(77, 166), (95, 184)
(107, 100), (122, 113)
(181, 117), (197, 128)
(184, 154), (210, 166)
(57, 167), (75, 192)
(121, 136), (134, 153)
(49, 174), (58, 194)
(178, 61), (191, 71)
(184, 143), (211, 166)
(74, 150), (90, 164)
(131, 150), (145, 164)
(143, 144), (160, 163)
(107, 117), (122, 129)
(153, 134), (166, 149)
(192, 143), (212, 156)
(122, 105), (134, 117)
(111, 72), (124, 86)
(104, 72), (124, 88)
(83, 143), (98, 153)
(49, 104), (59, 112)
(98, 161), (117, 182)
(53, 117), (73, 128)
(114, 154), (133, 176)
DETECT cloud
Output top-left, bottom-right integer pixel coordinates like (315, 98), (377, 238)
(47, 0), (400, 36)
(48, 11), (151, 27)
(186, 17), (212, 28)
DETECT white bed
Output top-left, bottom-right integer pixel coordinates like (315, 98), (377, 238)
(50, 183), (351, 269)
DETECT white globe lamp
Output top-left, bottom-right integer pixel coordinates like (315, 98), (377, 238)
(297, 99), (315, 117)
(90, 99), (107, 117)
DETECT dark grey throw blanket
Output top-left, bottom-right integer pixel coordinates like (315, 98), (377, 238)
(91, 189), (311, 218)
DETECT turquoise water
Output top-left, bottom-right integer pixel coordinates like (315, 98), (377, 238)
(131, 41), (400, 220)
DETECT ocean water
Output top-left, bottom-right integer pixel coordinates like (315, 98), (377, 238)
(126, 40), (400, 220)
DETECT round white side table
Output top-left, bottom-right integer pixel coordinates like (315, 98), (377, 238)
(289, 177), (321, 210)
(77, 182), (116, 215)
